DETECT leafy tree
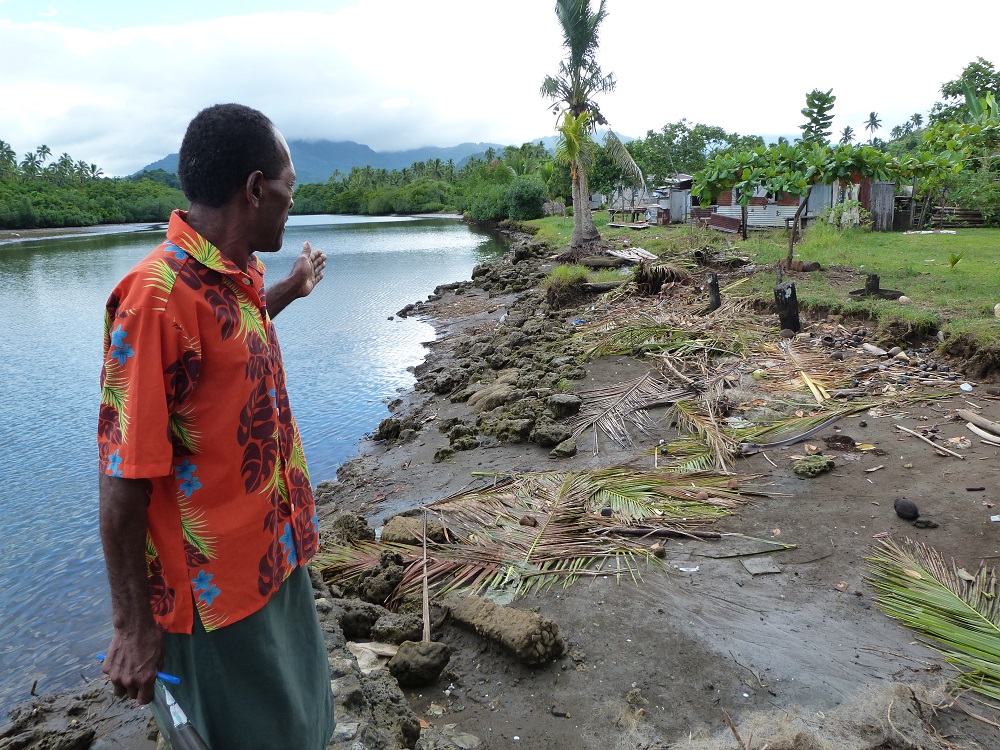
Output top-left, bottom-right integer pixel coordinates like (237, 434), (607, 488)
(800, 88), (836, 144)
(865, 112), (882, 143)
(540, 0), (616, 248)
(625, 120), (762, 186)
(931, 57), (1000, 124)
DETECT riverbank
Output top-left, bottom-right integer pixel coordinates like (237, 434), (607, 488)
(0, 221), (165, 247)
(7, 224), (1000, 749)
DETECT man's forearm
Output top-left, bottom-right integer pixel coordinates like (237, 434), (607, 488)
(99, 474), (162, 703)
(100, 475), (155, 628)
(265, 274), (300, 319)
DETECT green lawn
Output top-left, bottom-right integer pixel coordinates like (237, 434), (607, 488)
(529, 214), (1000, 348)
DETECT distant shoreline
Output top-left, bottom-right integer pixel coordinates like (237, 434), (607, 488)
(0, 222), (166, 248)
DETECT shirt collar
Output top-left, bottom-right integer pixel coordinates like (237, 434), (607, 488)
(165, 210), (266, 278)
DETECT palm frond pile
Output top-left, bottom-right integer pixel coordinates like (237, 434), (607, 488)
(867, 536), (1000, 704)
(315, 468), (766, 608)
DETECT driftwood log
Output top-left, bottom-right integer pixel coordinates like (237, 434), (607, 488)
(956, 409), (1000, 438)
(580, 281), (625, 294)
(442, 593), (566, 665)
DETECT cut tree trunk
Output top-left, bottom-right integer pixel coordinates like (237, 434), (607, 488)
(706, 272), (722, 312)
(774, 281), (800, 332)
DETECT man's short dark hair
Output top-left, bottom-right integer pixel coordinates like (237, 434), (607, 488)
(178, 103), (287, 208)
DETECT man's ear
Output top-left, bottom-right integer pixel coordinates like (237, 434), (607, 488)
(245, 170), (265, 207)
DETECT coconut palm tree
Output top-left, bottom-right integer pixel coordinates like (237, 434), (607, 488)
(36, 144), (51, 164)
(864, 112), (882, 143)
(911, 112), (924, 129)
(540, 0), (616, 249)
(839, 125), (855, 144)
(20, 151), (41, 179)
(0, 140), (16, 180)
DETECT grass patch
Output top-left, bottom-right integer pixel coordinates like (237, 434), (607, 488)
(731, 223), (1000, 349)
(543, 263), (590, 307)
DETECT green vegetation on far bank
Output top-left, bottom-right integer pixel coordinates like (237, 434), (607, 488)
(0, 142), (186, 229)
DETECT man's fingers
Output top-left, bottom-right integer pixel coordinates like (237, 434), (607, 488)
(302, 241), (312, 254)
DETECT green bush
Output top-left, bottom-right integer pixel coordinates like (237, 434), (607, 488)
(543, 263), (589, 307)
(506, 175), (547, 220)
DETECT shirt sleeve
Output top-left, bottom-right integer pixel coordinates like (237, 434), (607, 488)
(98, 306), (188, 479)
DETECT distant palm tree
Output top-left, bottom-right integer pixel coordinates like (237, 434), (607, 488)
(890, 125), (903, 140)
(839, 126), (855, 144)
(541, 0), (616, 248)
(910, 113), (924, 129)
(864, 112), (882, 143)
(20, 151), (41, 179)
(36, 144), (51, 164)
(88, 163), (104, 180)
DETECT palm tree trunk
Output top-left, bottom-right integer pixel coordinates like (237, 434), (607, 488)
(570, 168), (584, 247)
(573, 164), (601, 247)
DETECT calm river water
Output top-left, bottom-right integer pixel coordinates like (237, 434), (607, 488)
(0, 214), (505, 712)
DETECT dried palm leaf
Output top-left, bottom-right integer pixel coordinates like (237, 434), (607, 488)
(316, 468), (766, 606)
(564, 372), (690, 449)
(867, 536), (1000, 704)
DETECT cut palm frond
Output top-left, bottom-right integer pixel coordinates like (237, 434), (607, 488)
(867, 536), (1000, 704)
(668, 399), (736, 472)
(564, 372), (690, 449)
(315, 468), (766, 606)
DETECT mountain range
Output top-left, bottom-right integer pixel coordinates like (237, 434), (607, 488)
(135, 132), (631, 185)
(138, 139), (539, 185)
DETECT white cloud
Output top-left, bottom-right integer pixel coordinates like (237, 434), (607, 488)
(0, 1), (995, 176)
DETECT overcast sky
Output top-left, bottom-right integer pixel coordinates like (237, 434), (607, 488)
(1, 0), (996, 176)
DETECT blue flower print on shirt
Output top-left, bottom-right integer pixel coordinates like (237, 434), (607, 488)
(279, 523), (298, 567)
(179, 476), (202, 498)
(269, 388), (277, 410)
(110, 325), (128, 349)
(175, 459), (197, 482)
(199, 584), (221, 606)
(107, 450), (123, 477)
(191, 569), (213, 591)
(191, 570), (221, 605)
(311, 513), (319, 535)
(164, 243), (186, 260)
(109, 325), (134, 366)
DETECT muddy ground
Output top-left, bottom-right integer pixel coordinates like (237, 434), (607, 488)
(318, 269), (1000, 749)
(8, 229), (1000, 750)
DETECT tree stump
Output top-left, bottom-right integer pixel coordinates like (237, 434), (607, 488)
(865, 274), (881, 296)
(706, 273), (721, 312)
(774, 282), (800, 332)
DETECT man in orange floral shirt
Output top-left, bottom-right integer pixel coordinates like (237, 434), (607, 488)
(98, 104), (335, 749)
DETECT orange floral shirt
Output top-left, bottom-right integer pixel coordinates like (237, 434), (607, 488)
(98, 210), (319, 634)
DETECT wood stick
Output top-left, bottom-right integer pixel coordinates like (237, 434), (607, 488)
(894, 424), (965, 459)
(422, 510), (431, 643)
(956, 409), (1000, 437)
(595, 527), (722, 540)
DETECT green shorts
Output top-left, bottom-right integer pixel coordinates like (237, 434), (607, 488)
(162, 566), (335, 750)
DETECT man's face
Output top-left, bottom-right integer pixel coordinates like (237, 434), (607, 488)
(254, 129), (296, 254)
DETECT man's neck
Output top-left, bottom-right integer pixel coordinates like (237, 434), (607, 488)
(184, 205), (252, 272)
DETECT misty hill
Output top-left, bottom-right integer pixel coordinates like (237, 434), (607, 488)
(138, 140), (514, 185)
(135, 130), (642, 185)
